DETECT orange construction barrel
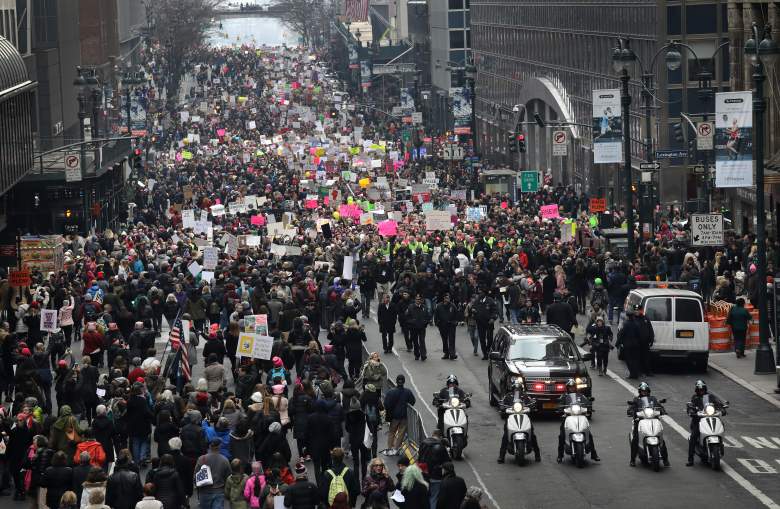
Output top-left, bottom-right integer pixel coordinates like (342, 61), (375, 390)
(708, 318), (732, 351)
(747, 309), (761, 348)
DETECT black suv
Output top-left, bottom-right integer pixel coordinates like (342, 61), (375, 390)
(488, 324), (592, 411)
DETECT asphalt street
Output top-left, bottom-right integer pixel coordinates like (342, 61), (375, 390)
(356, 306), (780, 509)
(11, 309), (780, 509)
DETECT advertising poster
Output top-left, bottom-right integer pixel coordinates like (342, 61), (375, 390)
(592, 89), (622, 164)
(715, 91), (753, 188)
(450, 87), (473, 135)
(400, 88), (415, 114)
(360, 61), (372, 88)
(348, 44), (360, 69)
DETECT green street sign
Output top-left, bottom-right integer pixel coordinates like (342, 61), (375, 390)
(520, 171), (539, 192)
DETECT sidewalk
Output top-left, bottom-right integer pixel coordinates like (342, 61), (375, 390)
(709, 351), (780, 409)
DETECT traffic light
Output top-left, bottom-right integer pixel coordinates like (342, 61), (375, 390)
(516, 133), (527, 153)
(507, 133), (518, 153)
(673, 122), (685, 143)
(132, 148), (143, 170)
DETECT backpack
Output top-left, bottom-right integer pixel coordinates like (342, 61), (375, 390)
(84, 303), (98, 321)
(364, 402), (379, 425)
(209, 300), (221, 316)
(326, 466), (349, 505)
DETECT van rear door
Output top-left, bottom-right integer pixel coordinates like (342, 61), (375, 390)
(673, 297), (707, 351)
(643, 297), (674, 350)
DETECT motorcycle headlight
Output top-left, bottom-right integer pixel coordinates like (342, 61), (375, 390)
(643, 407), (654, 418)
(571, 404), (581, 414)
(704, 404), (715, 416)
(450, 397), (460, 408)
(575, 377), (588, 389)
(512, 375), (524, 385)
(512, 402), (523, 413)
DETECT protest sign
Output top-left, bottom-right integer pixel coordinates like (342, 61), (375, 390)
(425, 210), (453, 231)
(40, 309), (58, 332)
(203, 247), (219, 270)
(540, 204), (560, 219)
(378, 220), (398, 237)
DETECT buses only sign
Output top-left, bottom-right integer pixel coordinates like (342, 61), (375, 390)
(691, 213), (724, 246)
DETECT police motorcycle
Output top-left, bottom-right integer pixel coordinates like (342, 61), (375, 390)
(630, 396), (668, 472)
(688, 394), (728, 471)
(433, 387), (472, 459)
(501, 393), (537, 466)
(560, 392), (594, 468)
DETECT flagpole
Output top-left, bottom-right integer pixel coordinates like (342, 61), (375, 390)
(159, 309), (182, 378)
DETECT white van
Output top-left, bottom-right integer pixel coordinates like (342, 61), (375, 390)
(625, 288), (710, 371)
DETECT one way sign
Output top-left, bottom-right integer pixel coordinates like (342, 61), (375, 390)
(691, 213), (723, 246)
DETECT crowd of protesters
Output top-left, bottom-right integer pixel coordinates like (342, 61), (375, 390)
(0, 32), (777, 509)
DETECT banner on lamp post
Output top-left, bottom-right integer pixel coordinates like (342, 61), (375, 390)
(592, 89), (622, 164)
(715, 91), (753, 188)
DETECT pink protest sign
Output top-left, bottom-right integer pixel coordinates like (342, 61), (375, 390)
(217, 128), (226, 137)
(540, 204), (560, 219)
(305, 199), (318, 209)
(378, 220), (398, 237)
(250, 215), (265, 226)
(338, 204), (362, 219)
(175, 152), (183, 162)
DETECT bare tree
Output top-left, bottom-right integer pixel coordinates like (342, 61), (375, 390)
(274, 0), (335, 47)
(144, 0), (223, 95)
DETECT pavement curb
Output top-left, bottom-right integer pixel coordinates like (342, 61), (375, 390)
(708, 360), (780, 410)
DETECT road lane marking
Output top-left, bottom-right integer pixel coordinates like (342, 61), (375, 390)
(606, 367), (780, 509)
(368, 308), (504, 509)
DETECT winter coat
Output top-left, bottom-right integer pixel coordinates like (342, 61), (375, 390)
(74, 440), (107, 468)
(242, 473), (266, 509)
(283, 479), (321, 509)
(436, 474), (467, 509)
(171, 450), (195, 498)
(180, 422), (207, 459)
(397, 480), (428, 509)
(304, 411), (334, 460)
(41, 465), (73, 509)
(146, 465), (184, 509)
(126, 395), (154, 437)
(377, 302), (397, 333)
(228, 430), (255, 467)
(224, 473), (249, 509)
(256, 431), (291, 467)
(204, 361), (226, 393)
(404, 303), (430, 330)
(290, 393), (312, 441)
(91, 414), (115, 463)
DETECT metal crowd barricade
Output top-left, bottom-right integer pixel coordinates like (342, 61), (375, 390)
(401, 402), (426, 462)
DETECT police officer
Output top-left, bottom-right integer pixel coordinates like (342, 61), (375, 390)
(435, 374), (468, 434)
(627, 382), (669, 467)
(635, 305), (655, 376)
(686, 380), (726, 466)
(616, 306), (642, 379)
(546, 292), (577, 340)
(497, 379), (540, 463)
(585, 316), (613, 376)
(556, 379), (599, 463)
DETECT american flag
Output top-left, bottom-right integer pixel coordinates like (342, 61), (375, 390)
(170, 316), (191, 382)
(345, 0), (369, 21)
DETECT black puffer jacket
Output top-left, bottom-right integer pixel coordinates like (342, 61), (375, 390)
(180, 421), (207, 458)
(41, 465), (73, 509)
(283, 479), (321, 509)
(106, 463), (143, 509)
(92, 414), (116, 463)
(146, 465), (184, 509)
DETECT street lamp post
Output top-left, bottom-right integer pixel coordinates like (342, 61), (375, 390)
(613, 38), (637, 262)
(745, 23), (779, 374)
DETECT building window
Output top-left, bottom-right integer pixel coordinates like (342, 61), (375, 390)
(449, 0), (463, 9)
(449, 11), (464, 28)
(450, 30), (465, 49)
(667, 6), (681, 35)
(450, 50), (466, 66)
(686, 4), (717, 35)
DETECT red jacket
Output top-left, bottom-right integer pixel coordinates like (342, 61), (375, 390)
(128, 367), (145, 383)
(74, 440), (106, 468)
(81, 331), (104, 355)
